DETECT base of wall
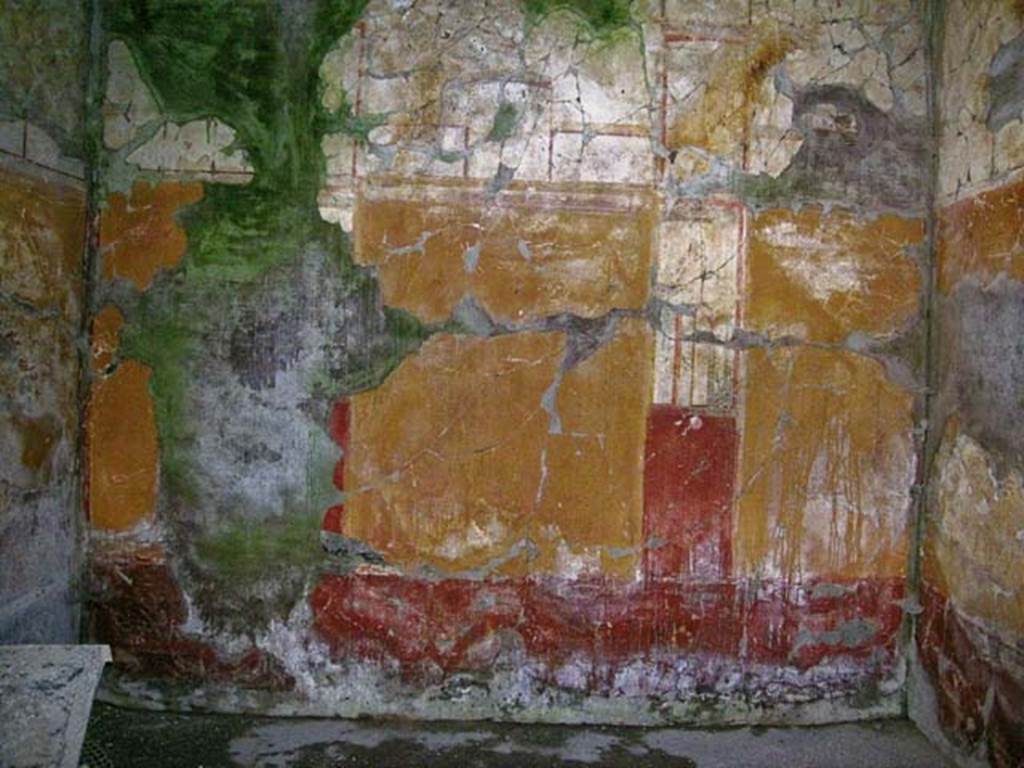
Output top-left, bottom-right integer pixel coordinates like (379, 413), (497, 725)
(909, 583), (1024, 768)
(95, 663), (902, 728)
(907, 647), (988, 768)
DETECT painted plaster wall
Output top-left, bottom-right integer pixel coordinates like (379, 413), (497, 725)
(910, 2), (1024, 766)
(0, 0), (90, 642)
(86, 0), (933, 725)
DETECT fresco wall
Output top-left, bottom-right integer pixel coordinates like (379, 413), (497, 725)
(910, 1), (1024, 765)
(0, 0), (89, 643)
(86, 0), (933, 724)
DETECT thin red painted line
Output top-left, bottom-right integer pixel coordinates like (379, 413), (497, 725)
(672, 312), (682, 405)
(353, 186), (648, 215)
(551, 125), (649, 138)
(663, 31), (747, 45)
(517, 77), (553, 90)
(687, 317), (697, 406)
(696, 238), (708, 406)
(0, 149), (87, 183)
(725, 203), (748, 577)
(703, 197), (745, 211)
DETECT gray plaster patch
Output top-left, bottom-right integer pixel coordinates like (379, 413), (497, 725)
(811, 582), (854, 599)
(463, 243), (481, 272)
(739, 84), (929, 212)
(949, 276), (1024, 470)
(988, 32), (1024, 133)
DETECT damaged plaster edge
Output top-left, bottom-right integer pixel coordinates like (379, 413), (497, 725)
(445, 295), (917, 367)
(94, 673), (903, 730)
(671, 168), (933, 222)
(906, 645), (989, 768)
(934, 162), (1024, 210)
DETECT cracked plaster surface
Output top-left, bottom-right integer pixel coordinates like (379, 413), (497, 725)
(83, 0), (942, 721)
(939, 0), (1024, 203)
(91, 0), (933, 584)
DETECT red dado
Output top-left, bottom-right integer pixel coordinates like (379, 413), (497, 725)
(310, 572), (904, 685)
(643, 405), (737, 581)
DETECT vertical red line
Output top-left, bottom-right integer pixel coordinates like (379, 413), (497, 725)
(672, 312), (682, 405)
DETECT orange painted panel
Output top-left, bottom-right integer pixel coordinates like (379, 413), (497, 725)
(532, 318), (652, 579)
(100, 180), (203, 290)
(88, 360), (159, 531)
(344, 320), (651, 578)
(353, 191), (654, 324)
(90, 304), (125, 372)
(0, 165), (85, 323)
(735, 347), (914, 581)
(747, 207), (924, 343)
(938, 176), (1024, 293)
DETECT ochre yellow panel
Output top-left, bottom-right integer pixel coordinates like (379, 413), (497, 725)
(90, 304), (125, 373)
(88, 360), (159, 531)
(0, 165), (85, 323)
(100, 180), (203, 291)
(938, 176), (1024, 293)
(747, 207), (924, 343)
(353, 194), (653, 324)
(533, 318), (652, 579)
(344, 320), (651, 578)
(735, 347), (914, 581)
(345, 331), (563, 574)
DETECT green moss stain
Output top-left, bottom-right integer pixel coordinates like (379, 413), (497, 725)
(105, 0), (429, 505)
(487, 102), (520, 143)
(106, 0), (367, 281)
(196, 510), (327, 582)
(521, 0), (635, 39)
(194, 505), (331, 628)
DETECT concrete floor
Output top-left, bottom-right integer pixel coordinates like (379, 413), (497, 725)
(78, 703), (954, 767)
